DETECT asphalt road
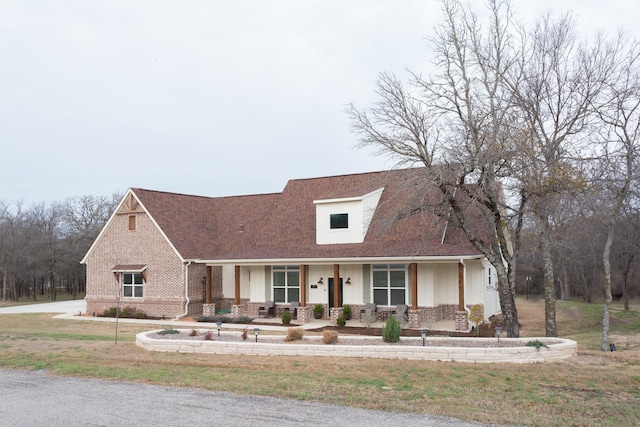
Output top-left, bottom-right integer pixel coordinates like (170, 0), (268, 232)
(0, 370), (497, 427)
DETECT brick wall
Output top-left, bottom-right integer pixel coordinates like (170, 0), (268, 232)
(85, 210), (188, 318)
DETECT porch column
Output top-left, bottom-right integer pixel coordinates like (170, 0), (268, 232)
(202, 265), (216, 317)
(330, 264), (343, 324)
(231, 265), (242, 319)
(300, 264), (307, 307)
(205, 266), (212, 304)
(408, 262), (420, 328)
(456, 261), (469, 331)
(411, 263), (418, 310)
(234, 265), (241, 305)
(458, 262), (465, 310)
(333, 264), (340, 309)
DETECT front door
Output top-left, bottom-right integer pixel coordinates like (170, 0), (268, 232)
(328, 278), (343, 308)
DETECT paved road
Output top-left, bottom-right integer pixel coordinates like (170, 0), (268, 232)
(0, 370), (496, 427)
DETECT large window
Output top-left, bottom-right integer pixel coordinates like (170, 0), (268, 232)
(372, 264), (406, 305)
(330, 213), (349, 229)
(123, 272), (144, 298)
(273, 265), (299, 303)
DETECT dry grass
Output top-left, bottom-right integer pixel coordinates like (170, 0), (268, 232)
(1, 300), (639, 426)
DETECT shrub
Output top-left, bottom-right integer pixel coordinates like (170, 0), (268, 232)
(203, 331), (214, 340)
(102, 306), (148, 319)
(282, 309), (292, 325)
(469, 304), (484, 337)
(382, 316), (402, 343)
(241, 328), (248, 340)
(158, 328), (179, 335)
(189, 329), (198, 337)
(285, 328), (304, 342)
(336, 315), (346, 327)
(322, 330), (339, 344)
(313, 304), (324, 316)
(342, 305), (352, 319)
(526, 339), (549, 351)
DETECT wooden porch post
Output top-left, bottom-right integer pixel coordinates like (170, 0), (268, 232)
(411, 263), (418, 310)
(300, 264), (307, 307)
(205, 266), (212, 305)
(333, 264), (340, 308)
(458, 262), (465, 310)
(234, 265), (240, 305)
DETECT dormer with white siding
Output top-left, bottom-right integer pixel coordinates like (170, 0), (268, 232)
(314, 187), (384, 244)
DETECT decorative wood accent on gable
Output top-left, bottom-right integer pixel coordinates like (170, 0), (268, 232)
(117, 192), (145, 215)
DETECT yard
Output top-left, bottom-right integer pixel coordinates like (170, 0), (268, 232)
(0, 298), (639, 426)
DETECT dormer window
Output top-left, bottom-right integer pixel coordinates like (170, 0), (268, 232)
(314, 187), (384, 245)
(330, 213), (349, 229)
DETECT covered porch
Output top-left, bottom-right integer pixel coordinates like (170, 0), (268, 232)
(199, 257), (496, 332)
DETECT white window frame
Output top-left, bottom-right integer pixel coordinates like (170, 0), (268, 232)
(123, 272), (144, 298)
(371, 264), (407, 306)
(272, 265), (300, 303)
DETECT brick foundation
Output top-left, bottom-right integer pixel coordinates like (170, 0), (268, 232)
(330, 307), (344, 325)
(297, 306), (312, 324)
(455, 310), (469, 331)
(202, 303), (216, 317)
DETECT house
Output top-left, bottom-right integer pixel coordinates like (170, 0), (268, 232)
(81, 168), (500, 330)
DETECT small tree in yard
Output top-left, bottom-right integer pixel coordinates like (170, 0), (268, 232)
(469, 304), (484, 337)
(382, 316), (402, 343)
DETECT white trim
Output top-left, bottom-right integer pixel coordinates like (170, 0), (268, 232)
(199, 255), (484, 266)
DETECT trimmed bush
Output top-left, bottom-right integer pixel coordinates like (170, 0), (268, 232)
(285, 328), (304, 342)
(342, 305), (352, 320)
(336, 315), (346, 327)
(382, 315), (402, 343)
(322, 330), (339, 344)
(102, 306), (147, 319)
(282, 309), (292, 325)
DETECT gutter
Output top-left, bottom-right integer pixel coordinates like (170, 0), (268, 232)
(174, 260), (192, 320)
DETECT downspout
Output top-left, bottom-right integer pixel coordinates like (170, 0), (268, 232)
(175, 261), (192, 320)
(460, 259), (472, 331)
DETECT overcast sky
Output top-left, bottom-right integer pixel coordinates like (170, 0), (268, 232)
(1, 1), (637, 206)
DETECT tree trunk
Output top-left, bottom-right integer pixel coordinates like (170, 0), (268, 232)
(497, 265), (519, 337)
(601, 223), (615, 351)
(2, 269), (7, 303)
(539, 214), (558, 337)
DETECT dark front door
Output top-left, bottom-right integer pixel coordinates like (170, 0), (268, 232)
(328, 278), (343, 308)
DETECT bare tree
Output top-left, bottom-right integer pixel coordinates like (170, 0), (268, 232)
(508, 11), (620, 337)
(349, 0), (524, 337)
(590, 36), (640, 350)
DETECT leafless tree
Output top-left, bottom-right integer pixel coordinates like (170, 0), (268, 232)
(589, 36), (640, 350)
(348, 0), (525, 337)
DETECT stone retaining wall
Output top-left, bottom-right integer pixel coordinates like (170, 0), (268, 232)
(136, 331), (577, 364)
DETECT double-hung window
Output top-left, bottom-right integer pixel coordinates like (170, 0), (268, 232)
(273, 265), (299, 303)
(372, 264), (406, 305)
(123, 272), (144, 298)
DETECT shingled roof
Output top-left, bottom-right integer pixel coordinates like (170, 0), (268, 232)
(132, 168), (483, 262)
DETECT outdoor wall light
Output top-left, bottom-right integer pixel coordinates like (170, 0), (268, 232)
(420, 329), (427, 346)
(345, 278), (351, 285)
(495, 326), (503, 344)
(216, 321), (222, 337)
(253, 327), (260, 342)
(317, 278), (323, 285)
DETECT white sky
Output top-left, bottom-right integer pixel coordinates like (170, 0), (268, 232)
(1, 0), (637, 205)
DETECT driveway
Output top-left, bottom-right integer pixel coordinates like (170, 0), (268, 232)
(0, 299), (85, 314)
(0, 369), (496, 427)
